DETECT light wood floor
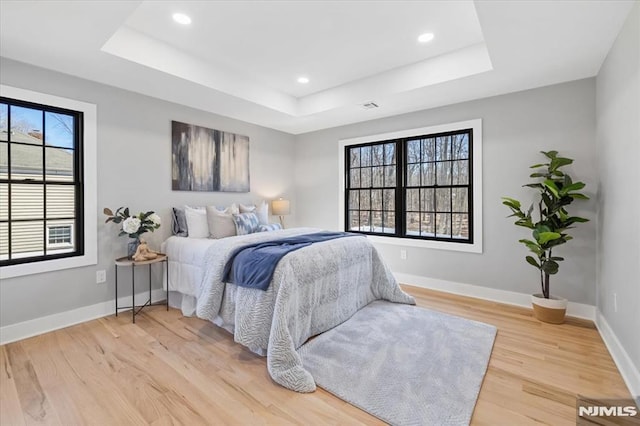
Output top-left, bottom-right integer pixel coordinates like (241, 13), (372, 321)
(0, 285), (632, 425)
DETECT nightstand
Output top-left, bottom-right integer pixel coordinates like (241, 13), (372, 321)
(114, 253), (169, 323)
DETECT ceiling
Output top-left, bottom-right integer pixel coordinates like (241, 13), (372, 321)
(0, 1), (634, 135)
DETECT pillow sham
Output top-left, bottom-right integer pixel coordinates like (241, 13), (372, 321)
(232, 212), (260, 235)
(184, 206), (209, 238)
(257, 223), (282, 232)
(240, 201), (269, 225)
(206, 205), (237, 239)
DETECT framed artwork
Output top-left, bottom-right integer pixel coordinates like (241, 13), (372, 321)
(171, 120), (249, 192)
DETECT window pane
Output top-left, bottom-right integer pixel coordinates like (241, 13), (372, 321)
(406, 140), (420, 163)
(435, 213), (452, 238)
(382, 211), (395, 233)
(421, 162), (435, 186)
(452, 188), (468, 213)
(384, 143), (395, 165)
(349, 190), (359, 209)
(372, 211), (382, 231)
(452, 133), (469, 159)
(420, 213), (435, 237)
(436, 136), (451, 161)
(361, 168), (371, 187)
(452, 214), (469, 239)
(11, 220), (44, 258)
(361, 146), (371, 167)
(407, 164), (420, 186)
(360, 190), (370, 210)
(46, 147), (74, 181)
(359, 211), (371, 232)
(384, 166), (396, 187)
(11, 184), (43, 219)
(435, 188), (451, 212)
(45, 112), (74, 149)
(46, 185), (75, 219)
(350, 148), (360, 168)
(0, 103), (7, 141)
(11, 143), (43, 179)
(0, 184), (7, 220)
(371, 166), (384, 187)
(406, 188), (419, 211)
(436, 161), (452, 185)
(371, 145), (383, 166)
(46, 220), (75, 253)
(0, 142), (6, 179)
(350, 169), (361, 188)
(349, 211), (359, 231)
(371, 189), (382, 211)
(421, 138), (435, 162)
(452, 160), (469, 185)
(0, 222), (7, 260)
(421, 188), (435, 212)
(406, 212), (420, 235)
(10, 106), (43, 145)
(383, 189), (395, 211)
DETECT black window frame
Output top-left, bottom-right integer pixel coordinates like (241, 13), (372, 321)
(0, 96), (85, 266)
(344, 128), (474, 244)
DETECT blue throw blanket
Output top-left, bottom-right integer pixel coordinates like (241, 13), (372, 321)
(222, 231), (361, 290)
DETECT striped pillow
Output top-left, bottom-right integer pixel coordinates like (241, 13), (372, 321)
(257, 223), (282, 232)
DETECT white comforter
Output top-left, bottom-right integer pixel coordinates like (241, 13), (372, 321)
(162, 228), (415, 392)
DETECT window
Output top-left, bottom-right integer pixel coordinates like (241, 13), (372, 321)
(340, 120), (482, 253)
(0, 85), (99, 276)
(47, 225), (73, 246)
(0, 97), (83, 265)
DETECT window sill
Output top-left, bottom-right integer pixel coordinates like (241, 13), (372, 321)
(0, 253), (98, 279)
(367, 234), (482, 253)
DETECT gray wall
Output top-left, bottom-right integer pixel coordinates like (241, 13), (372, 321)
(0, 58), (297, 327)
(295, 79), (598, 305)
(596, 3), (640, 372)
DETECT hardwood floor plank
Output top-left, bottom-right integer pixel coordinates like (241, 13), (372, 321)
(0, 285), (632, 425)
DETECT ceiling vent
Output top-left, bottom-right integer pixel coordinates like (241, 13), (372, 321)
(361, 102), (379, 109)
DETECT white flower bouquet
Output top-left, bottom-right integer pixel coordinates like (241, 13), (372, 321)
(104, 207), (161, 239)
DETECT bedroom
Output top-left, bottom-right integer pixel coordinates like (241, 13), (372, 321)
(0, 0), (638, 425)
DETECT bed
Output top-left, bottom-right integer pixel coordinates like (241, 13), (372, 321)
(161, 227), (415, 392)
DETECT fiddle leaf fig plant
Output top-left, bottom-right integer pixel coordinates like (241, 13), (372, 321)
(502, 151), (589, 299)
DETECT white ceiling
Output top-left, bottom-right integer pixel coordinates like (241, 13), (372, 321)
(0, 1), (634, 135)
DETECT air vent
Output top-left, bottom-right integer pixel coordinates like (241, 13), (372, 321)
(362, 102), (379, 109)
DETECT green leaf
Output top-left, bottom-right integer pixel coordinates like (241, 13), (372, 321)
(541, 260), (559, 275)
(543, 180), (560, 198)
(549, 257), (565, 261)
(537, 231), (562, 244)
(529, 172), (547, 178)
(519, 239), (543, 256)
(123, 207), (130, 217)
(569, 193), (590, 200)
(560, 182), (586, 194)
(542, 150), (558, 159)
(529, 163), (547, 169)
(526, 256), (541, 268)
(502, 197), (522, 209)
(550, 157), (573, 171)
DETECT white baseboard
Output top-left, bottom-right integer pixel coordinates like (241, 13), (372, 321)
(595, 311), (640, 400)
(395, 272), (596, 320)
(0, 289), (167, 345)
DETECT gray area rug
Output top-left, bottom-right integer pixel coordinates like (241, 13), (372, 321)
(298, 301), (497, 426)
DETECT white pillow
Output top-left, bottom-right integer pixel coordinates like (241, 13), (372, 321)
(184, 206), (209, 238)
(206, 205), (237, 239)
(240, 201), (269, 225)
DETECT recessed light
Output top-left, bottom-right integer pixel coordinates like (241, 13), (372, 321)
(417, 33), (434, 43)
(172, 13), (192, 25)
(297, 76), (310, 84)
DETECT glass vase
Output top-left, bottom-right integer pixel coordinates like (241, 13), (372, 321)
(127, 237), (141, 260)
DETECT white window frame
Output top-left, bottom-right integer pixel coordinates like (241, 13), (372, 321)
(338, 119), (483, 253)
(46, 224), (74, 249)
(0, 85), (97, 278)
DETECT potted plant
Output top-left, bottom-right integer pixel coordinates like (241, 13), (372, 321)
(104, 207), (161, 259)
(502, 151), (589, 324)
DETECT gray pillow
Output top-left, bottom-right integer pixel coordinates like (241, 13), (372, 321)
(172, 207), (189, 237)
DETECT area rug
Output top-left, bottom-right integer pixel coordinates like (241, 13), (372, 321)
(298, 300), (497, 426)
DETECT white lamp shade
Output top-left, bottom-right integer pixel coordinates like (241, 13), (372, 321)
(271, 198), (290, 216)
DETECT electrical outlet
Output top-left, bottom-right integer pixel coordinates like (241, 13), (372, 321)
(613, 293), (618, 313)
(400, 249), (407, 260)
(96, 270), (106, 284)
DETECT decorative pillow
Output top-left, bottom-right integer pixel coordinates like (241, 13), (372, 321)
(172, 207), (189, 236)
(240, 201), (269, 225)
(184, 206), (209, 238)
(206, 206), (237, 239)
(232, 212), (260, 235)
(257, 223), (282, 233)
